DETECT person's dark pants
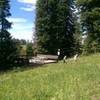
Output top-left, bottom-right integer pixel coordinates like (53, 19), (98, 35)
(57, 56), (60, 62)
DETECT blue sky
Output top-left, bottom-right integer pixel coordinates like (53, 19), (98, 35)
(7, 0), (37, 41)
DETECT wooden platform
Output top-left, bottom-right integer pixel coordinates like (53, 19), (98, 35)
(37, 54), (58, 60)
(30, 54), (58, 64)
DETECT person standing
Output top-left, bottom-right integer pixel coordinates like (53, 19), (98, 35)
(63, 56), (67, 63)
(57, 49), (60, 62)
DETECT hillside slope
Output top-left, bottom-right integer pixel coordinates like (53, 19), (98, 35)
(0, 54), (100, 100)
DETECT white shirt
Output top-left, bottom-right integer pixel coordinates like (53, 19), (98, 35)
(57, 51), (60, 56)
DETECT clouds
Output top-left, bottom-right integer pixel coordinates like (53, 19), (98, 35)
(18, 0), (37, 4)
(7, 17), (27, 23)
(11, 22), (34, 30)
(17, 0), (37, 11)
(20, 4), (35, 11)
(10, 29), (34, 41)
(8, 17), (34, 41)
(9, 28), (34, 41)
(8, 0), (36, 41)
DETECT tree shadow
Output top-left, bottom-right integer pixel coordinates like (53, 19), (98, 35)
(0, 62), (44, 73)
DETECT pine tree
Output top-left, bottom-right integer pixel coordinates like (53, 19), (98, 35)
(35, 0), (75, 57)
(76, 0), (100, 53)
(0, 0), (17, 70)
(26, 42), (33, 57)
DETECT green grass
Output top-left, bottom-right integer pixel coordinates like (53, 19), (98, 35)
(0, 54), (100, 100)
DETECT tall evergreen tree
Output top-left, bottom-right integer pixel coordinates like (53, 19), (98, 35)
(76, 0), (100, 53)
(35, 0), (75, 57)
(0, 0), (17, 70)
(72, 0), (82, 53)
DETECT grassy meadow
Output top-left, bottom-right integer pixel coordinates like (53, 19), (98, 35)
(0, 54), (100, 100)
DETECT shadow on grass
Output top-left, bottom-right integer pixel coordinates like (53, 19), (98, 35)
(14, 61), (57, 72)
(0, 63), (44, 73)
(0, 59), (58, 73)
(17, 63), (44, 70)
